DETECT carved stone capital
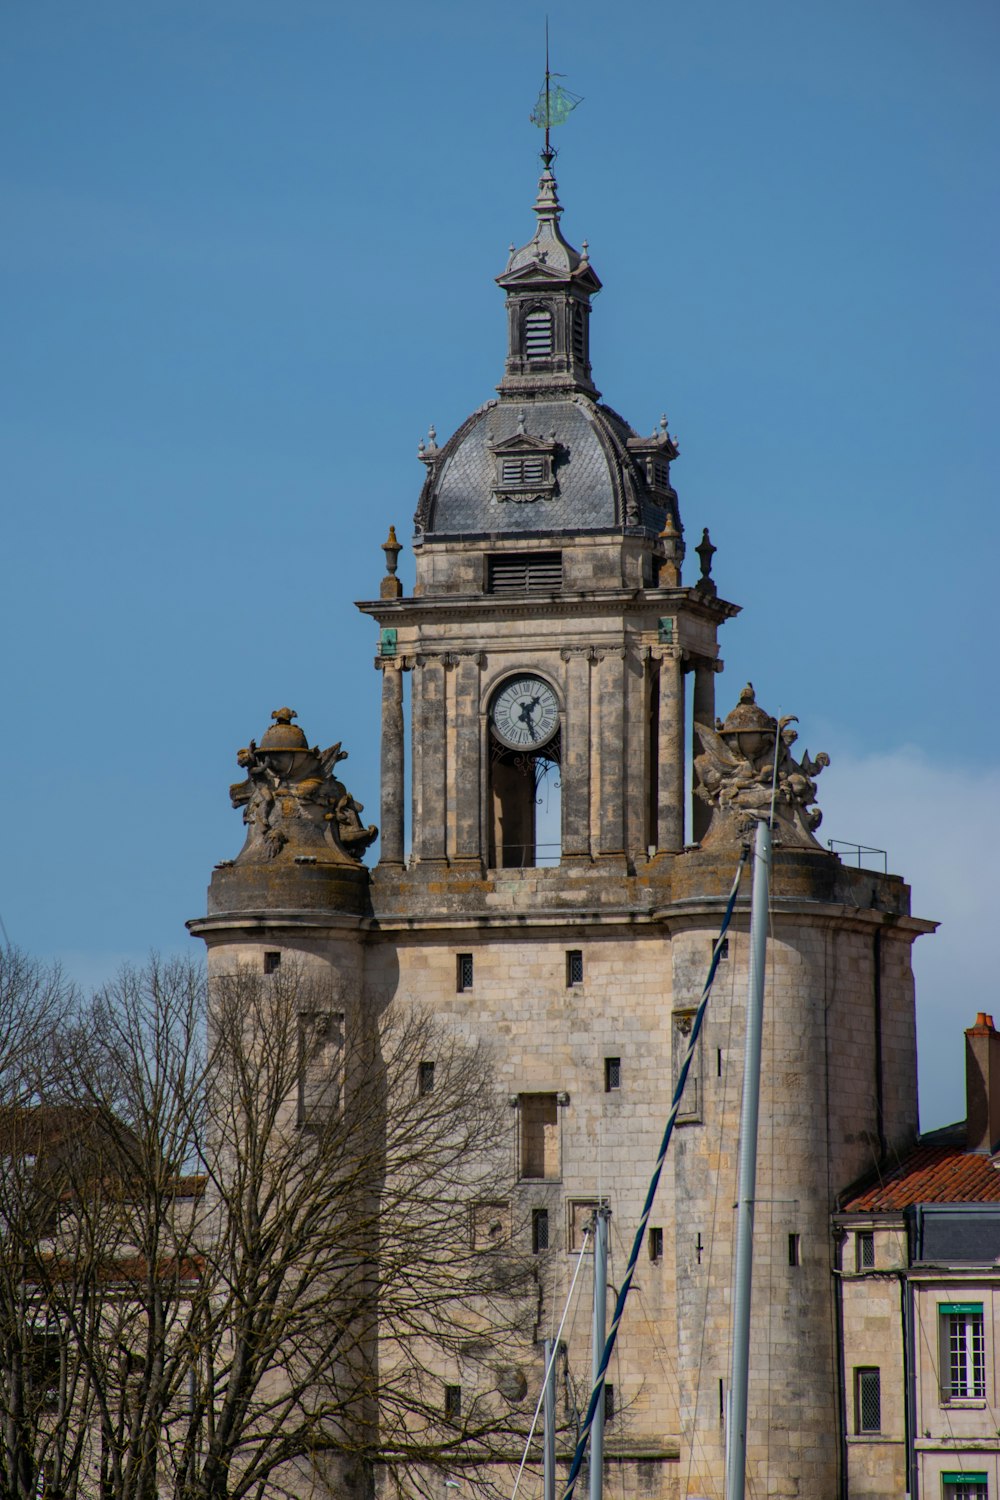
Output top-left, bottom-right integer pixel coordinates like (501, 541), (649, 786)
(374, 656), (407, 673)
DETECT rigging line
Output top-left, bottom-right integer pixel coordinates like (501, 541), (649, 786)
(560, 849), (750, 1500)
(684, 919), (741, 1495)
(510, 1224), (592, 1500)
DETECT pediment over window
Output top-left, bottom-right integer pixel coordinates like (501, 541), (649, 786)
(487, 424), (560, 505)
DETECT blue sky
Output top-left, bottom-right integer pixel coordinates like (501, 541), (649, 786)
(2, 0), (997, 1128)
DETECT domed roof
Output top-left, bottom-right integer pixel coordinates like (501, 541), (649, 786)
(414, 395), (672, 539)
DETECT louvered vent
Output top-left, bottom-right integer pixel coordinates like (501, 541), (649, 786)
(501, 456), (546, 485)
(572, 307), (586, 363)
(524, 309), (553, 360)
(488, 553), (563, 594)
(651, 460), (671, 491)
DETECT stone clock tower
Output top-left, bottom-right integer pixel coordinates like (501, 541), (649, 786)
(191, 151), (933, 1500)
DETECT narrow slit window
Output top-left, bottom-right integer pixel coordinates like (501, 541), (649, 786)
(532, 1208), (549, 1253)
(572, 305), (586, 363)
(457, 954), (473, 992)
(716, 938), (729, 961)
(856, 1231), (875, 1270)
(854, 1367), (881, 1433)
(788, 1233), (800, 1267)
(604, 1057), (621, 1092)
(418, 1061), (435, 1096)
(648, 1226), (663, 1262)
(566, 950), (584, 987)
(604, 1383), (615, 1422)
(263, 951), (281, 974)
(524, 308), (553, 359)
(444, 1384), (461, 1421)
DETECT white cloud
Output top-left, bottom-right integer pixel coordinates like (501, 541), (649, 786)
(819, 745), (1000, 1132)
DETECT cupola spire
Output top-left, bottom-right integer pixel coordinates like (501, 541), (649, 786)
(497, 50), (599, 398)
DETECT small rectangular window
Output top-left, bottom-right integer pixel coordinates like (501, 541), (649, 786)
(854, 1367), (881, 1433)
(857, 1368), (881, 1434)
(418, 1061), (435, 1096)
(566, 950), (584, 987)
(788, 1233), (800, 1267)
(457, 954), (473, 992)
(604, 1383), (615, 1422)
(716, 938), (729, 961)
(444, 1384), (461, 1421)
(263, 951), (281, 974)
(648, 1226), (663, 1262)
(604, 1057), (621, 1092)
(856, 1231), (875, 1270)
(532, 1208), (549, 1253)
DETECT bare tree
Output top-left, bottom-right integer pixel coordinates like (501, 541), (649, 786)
(0, 955), (536, 1500)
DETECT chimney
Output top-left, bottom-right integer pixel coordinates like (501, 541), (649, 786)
(965, 1012), (1000, 1152)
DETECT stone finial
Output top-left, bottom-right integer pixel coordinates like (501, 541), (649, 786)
(381, 524), (403, 600)
(692, 686), (830, 850)
(657, 510), (684, 587)
(229, 710), (377, 867)
(695, 527), (717, 596)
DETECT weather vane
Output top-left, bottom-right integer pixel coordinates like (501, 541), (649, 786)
(529, 19), (582, 167)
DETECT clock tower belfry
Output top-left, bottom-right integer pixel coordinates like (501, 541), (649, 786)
(360, 156), (737, 872)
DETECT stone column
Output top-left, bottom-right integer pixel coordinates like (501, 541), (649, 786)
(598, 647), (627, 858)
(414, 655), (447, 864)
(377, 660), (405, 866)
(560, 647), (593, 859)
(453, 653), (482, 864)
(691, 658), (716, 844)
(657, 647), (685, 852)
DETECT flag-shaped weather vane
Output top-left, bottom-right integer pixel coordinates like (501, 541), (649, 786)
(529, 22), (582, 167)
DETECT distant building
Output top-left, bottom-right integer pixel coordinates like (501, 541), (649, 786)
(838, 1013), (1000, 1500)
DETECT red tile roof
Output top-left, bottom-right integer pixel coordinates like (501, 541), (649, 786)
(843, 1146), (1000, 1211)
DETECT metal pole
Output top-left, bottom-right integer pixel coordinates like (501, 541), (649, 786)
(590, 1207), (610, 1500)
(543, 1338), (557, 1500)
(725, 817), (771, 1500)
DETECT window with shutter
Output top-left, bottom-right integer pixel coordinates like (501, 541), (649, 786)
(524, 308), (553, 359)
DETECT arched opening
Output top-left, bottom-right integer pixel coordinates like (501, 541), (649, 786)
(489, 736), (561, 868)
(486, 674), (562, 868)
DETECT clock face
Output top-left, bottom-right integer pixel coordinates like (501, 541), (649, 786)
(491, 675), (559, 750)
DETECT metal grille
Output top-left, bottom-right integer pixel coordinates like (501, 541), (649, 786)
(855, 1367), (881, 1433)
(457, 953), (473, 992)
(604, 1057), (621, 1092)
(566, 950), (583, 987)
(648, 1226), (663, 1262)
(444, 1384), (461, 1420)
(948, 1312), (985, 1397)
(418, 1061), (435, 1096)
(532, 1208), (549, 1253)
(500, 456), (546, 485)
(856, 1231), (875, 1270)
(488, 553), (563, 594)
(524, 309), (553, 358)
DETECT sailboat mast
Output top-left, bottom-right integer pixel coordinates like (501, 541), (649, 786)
(725, 816), (771, 1500)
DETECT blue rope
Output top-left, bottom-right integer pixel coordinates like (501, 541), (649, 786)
(560, 848), (750, 1500)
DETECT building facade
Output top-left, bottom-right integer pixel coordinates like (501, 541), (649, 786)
(190, 150), (935, 1499)
(838, 1014), (1000, 1500)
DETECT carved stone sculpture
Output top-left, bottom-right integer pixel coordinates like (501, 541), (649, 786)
(693, 683), (829, 849)
(229, 708), (377, 866)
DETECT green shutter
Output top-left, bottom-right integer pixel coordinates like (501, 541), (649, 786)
(379, 627), (397, 658)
